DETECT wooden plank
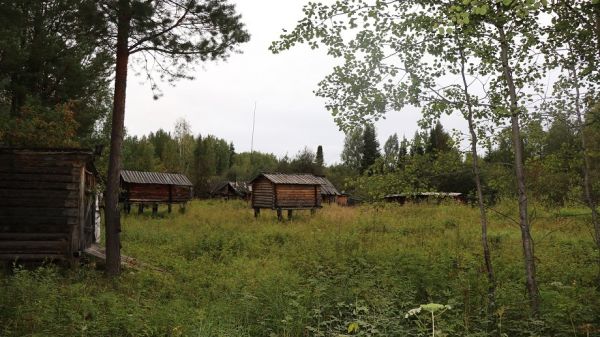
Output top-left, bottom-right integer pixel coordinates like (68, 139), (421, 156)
(0, 173), (78, 183)
(0, 181), (79, 190)
(0, 233), (67, 240)
(0, 240), (67, 252)
(0, 207), (79, 217)
(0, 253), (65, 261)
(0, 189), (79, 199)
(0, 156), (83, 167)
(0, 198), (79, 208)
(0, 166), (78, 175)
(0, 215), (77, 226)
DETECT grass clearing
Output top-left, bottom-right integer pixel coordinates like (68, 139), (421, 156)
(1, 200), (599, 336)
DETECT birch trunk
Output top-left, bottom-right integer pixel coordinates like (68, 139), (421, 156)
(497, 24), (540, 315)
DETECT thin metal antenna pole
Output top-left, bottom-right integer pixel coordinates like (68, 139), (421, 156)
(250, 101), (257, 154)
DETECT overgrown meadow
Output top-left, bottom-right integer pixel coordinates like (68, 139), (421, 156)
(1, 200), (599, 336)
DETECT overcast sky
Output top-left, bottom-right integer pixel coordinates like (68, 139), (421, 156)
(124, 0), (467, 165)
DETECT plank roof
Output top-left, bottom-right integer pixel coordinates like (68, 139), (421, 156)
(250, 173), (322, 185)
(210, 181), (250, 196)
(121, 170), (193, 186)
(313, 176), (341, 196)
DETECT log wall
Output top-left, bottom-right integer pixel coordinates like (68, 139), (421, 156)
(275, 185), (321, 208)
(0, 150), (94, 261)
(124, 183), (192, 203)
(251, 177), (274, 208)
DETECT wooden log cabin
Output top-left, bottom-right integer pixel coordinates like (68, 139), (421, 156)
(210, 181), (250, 200)
(0, 148), (99, 264)
(249, 173), (322, 220)
(120, 170), (193, 214)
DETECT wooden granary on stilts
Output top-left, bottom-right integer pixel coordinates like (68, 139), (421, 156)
(120, 170), (193, 215)
(249, 173), (322, 221)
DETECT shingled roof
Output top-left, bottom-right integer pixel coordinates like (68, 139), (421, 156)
(121, 170), (193, 186)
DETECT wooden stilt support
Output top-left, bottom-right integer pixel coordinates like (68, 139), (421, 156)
(152, 203), (158, 216)
(310, 208), (316, 216)
(277, 208), (283, 222)
(168, 203), (172, 213)
(287, 209), (293, 221)
(254, 208), (260, 218)
(138, 203), (144, 214)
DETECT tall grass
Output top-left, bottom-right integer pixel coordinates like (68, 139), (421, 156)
(1, 200), (599, 336)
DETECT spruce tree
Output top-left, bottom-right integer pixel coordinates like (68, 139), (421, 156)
(316, 145), (324, 168)
(360, 124), (380, 173)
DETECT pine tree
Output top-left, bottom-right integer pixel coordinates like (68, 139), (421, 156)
(102, 0), (250, 276)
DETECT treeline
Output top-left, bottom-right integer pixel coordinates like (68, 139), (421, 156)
(337, 114), (600, 207)
(121, 119), (330, 197)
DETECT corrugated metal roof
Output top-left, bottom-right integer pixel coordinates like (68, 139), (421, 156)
(251, 173), (322, 185)
(121, 170), (193, 186)
(313, 176), (341, 196)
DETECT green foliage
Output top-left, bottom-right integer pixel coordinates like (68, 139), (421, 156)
(341, 127), (365, 173)
(1, 201), (599, 336)
(122, 135), (159, 172)
(0, 100), (80, 147)
(0, 0), (112, 145)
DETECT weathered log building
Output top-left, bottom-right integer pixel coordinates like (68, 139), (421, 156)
(210, 181), (250, 200)
(384, 192), (464, 205)
(120, 170), (193, 214)
(250, 173), (322, 220)
(0, 148), (99, 264)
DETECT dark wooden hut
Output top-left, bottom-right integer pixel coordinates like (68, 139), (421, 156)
(120, 170), (193, 214)
(0, 148), (99, 264)
(384, 192), (464, 205)
(336, 193), (349, 207)
(314, 176), (341, 204)
(249, 173), (322, 220)
(210, 181), (250, 200)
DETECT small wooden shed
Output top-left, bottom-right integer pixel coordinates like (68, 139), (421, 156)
(0, 148), (99, 264)
(336, 193), (349, 207)
(249, 173), (322, 220)
(384, 192), (464, 205)
(210, 181), (250, 200)
(120, 170), (193, 214)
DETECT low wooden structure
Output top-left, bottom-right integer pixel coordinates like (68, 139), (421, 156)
(249, 173), (322, 220)
(0, 148), (99, 264)
(210, 181), (250, 200)
(314, 176), (341, 204)
(120, 170), (193, 214)
(384, 192), (464, 205)
(336, 194), (349, 207)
